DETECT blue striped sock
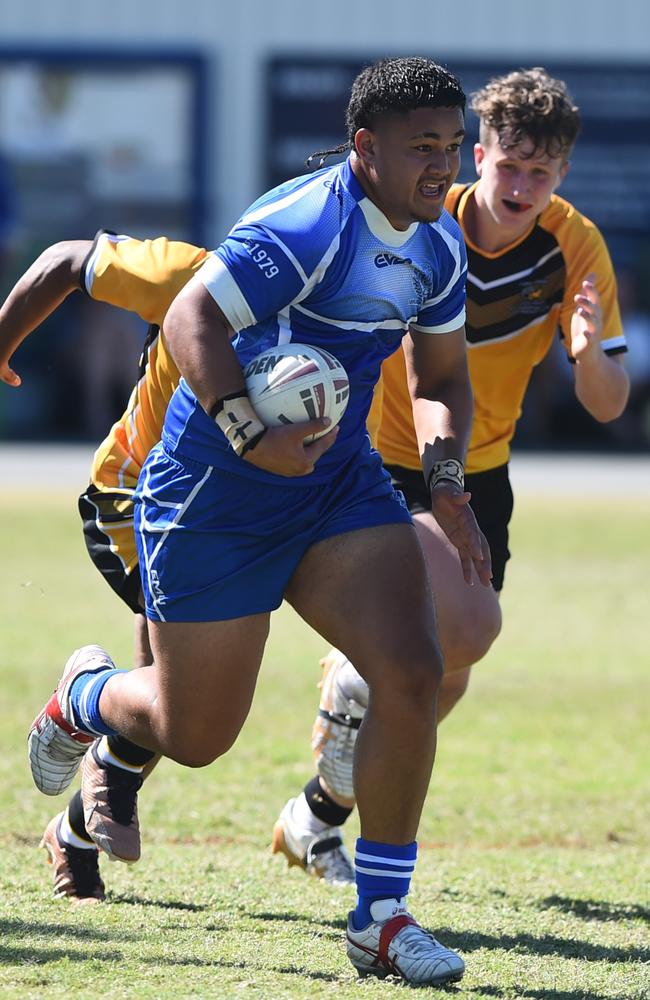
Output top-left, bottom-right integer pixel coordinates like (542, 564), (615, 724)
(352, 837), (417, 930)
(68, 669), (124, 737)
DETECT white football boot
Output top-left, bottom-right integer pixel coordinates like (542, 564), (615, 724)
(346, 897), (465, 985)
(311, 649), (367, 801)
(28, 645), (116, 795)
(271, 797), (355, 886)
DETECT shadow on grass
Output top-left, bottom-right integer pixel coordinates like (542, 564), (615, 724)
(463, 989), (634, 1000)
(108, 893), (208, 912)
(0, 915), (130, 966)
(440, 928), (649, 964)
(142, 955), (339, 981)
(539, 895), (650, 924)
(0, 943), (123, 965)
(0, 915), (339, 982)
(253, 910), (348, 931)
(0, 916), (132, 944)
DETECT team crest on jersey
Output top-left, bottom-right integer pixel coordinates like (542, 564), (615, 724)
(410, 265), (431, 312)
(517, 279), (550, 317)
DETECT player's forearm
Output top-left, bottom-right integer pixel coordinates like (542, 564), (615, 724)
(0, 241), (90, 362)
(163, 278), (245, 413)
(411, 367), (474, 482)
(574, 352), (630, 422)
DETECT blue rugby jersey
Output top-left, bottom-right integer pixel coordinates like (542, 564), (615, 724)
(162, 157), (467, 484)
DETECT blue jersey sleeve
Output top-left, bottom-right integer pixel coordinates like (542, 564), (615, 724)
(198, 225), (306, 331)
(200, 171), (342, 331)
(413, 219), (467, 334)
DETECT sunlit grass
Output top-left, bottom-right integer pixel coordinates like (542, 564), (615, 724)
(1, 492), (648, 998)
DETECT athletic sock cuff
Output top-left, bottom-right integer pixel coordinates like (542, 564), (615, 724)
(354, 837), (417, 900)
(67, 789), (92, 843)
(106, 735), (155, 768)
(304, 776), (353, 827)
(70, 668), (123, 738)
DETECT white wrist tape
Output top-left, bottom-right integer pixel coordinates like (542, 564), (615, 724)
(209, 393), (266, 457)
(427, 458), (464, 492)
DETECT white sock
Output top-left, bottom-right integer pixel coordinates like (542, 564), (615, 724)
(96, 736), (145, 774)
(58, 808), (96, 851)
(291, 792), (331, 835)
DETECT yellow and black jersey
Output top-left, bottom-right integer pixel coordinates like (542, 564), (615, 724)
(82, 232), (209, 490)
(377, 183), (627, 474)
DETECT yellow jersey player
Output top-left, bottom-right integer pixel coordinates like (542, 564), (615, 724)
(270, 67), (630, 884)
(0, 231), (209, 898)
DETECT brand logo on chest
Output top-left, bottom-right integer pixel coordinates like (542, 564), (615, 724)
(374, 252), (412, 268)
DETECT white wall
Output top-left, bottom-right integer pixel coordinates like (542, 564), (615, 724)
(2, 0), (648, 240)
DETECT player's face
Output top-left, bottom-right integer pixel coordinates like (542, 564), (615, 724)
(473, 132), (569, 240)
(353, 106), (465, 230)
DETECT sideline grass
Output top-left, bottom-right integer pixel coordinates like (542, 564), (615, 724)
(0, 491), (648, 999)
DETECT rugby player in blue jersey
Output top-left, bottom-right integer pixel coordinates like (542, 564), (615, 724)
(29, 56), (491, 985)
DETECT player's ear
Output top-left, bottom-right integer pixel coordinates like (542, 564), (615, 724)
(556, 160), (570, 188)
(354, 128), (375, 164)
(474, 142), (485, 175)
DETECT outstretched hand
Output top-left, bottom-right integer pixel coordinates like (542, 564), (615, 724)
(430, 482), (492, 586)
(570, 272), (603, 362)
(243, 418), (339, 476)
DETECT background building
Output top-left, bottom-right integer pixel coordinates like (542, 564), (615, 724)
(1, 0), (648, 447)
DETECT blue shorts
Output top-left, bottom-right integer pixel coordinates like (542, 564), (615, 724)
(134, 443), (412, 622)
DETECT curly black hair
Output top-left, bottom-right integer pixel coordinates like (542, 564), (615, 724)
(471, 67), (580, 159)
(308, 56), (465, 169)
(345, 56), (465, 144)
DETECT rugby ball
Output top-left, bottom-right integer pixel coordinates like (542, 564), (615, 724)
(244, 343), (349, 441)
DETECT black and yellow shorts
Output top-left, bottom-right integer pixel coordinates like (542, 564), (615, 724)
(384, 463), (514, 592)
(78, 484), (143, 614)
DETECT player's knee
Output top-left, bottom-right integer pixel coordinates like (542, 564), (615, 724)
(161, 720), (239, 768)
(404, 651), (444, 704)
(172, 747), (218, 769)
(372, 640), (444, 706)
(444, 598), (501, 670)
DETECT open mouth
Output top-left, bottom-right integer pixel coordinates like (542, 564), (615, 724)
(502, 198), (533, 214)
(420, 181), (446, 200)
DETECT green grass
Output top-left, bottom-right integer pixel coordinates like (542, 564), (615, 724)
(0, 490), (648, 999)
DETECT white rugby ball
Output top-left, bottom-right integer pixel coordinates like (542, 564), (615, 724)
(244, 343), (349, 442)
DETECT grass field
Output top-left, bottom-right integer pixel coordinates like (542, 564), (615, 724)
(0, 488), (648, 999)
